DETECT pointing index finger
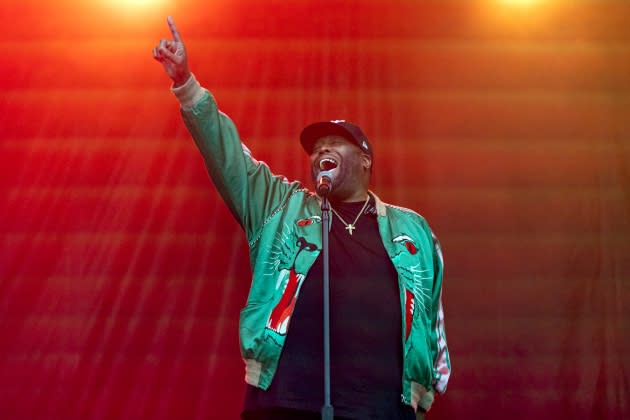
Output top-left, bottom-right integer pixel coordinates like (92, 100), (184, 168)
(167, 16), (182, 42)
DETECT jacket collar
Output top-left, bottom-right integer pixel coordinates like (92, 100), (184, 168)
(369, 190), (387, 217)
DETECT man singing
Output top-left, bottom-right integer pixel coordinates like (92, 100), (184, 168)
(153, 16), (450, 420)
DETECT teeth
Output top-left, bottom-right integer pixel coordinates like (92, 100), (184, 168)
(319, 158), (338, 171)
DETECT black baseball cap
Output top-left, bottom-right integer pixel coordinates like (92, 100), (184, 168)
(300, 120), (373, 159)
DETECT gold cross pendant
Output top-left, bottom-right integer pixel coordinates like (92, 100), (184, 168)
(345, 224), (356, 235)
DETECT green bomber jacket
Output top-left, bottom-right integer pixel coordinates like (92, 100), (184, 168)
(174, 75), (451, 413)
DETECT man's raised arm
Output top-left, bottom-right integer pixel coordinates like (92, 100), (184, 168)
(151, 17), (300, 238)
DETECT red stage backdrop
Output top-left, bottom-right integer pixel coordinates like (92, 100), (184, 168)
(0, 0), (628, 419)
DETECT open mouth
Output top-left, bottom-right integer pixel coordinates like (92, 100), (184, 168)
(319, 158), (338, 171)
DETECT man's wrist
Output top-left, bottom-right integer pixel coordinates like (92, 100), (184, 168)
(171, 73), (204, 110)
(172, 72), (192, 88)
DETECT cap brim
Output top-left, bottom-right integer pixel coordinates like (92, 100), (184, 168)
(300, 122), (359, 155)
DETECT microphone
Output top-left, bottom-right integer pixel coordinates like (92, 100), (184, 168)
(316, 170), (335, 196)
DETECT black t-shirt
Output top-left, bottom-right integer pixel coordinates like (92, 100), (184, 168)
(243, 196), (415, 420)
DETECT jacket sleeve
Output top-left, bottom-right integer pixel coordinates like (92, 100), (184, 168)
(173, 75), (301, 239)
(429, 232), (451, 394)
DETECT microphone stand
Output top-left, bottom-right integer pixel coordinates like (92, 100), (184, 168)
(320, 195), (334, 420)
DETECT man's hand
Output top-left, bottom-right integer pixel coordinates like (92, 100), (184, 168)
(152, 16), (191, 87)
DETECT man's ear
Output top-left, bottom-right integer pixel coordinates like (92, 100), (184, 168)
(361, 154), (372, 171)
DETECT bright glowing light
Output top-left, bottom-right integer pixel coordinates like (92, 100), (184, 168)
(104, 0), (171, 15)
(480, 0), (554, 33)
(498, 0), (543, 6)
(109, 0), (168, 6)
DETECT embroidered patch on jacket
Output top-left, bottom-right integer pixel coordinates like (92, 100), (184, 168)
(392, 234), (433, 340)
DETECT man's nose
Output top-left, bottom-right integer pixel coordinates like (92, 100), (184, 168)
(317, 144), (332, 154)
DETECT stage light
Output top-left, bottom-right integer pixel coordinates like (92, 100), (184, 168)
(108, 0), (168, 7)
(103, 0), (171, 16)
(498, 0), (542, 6)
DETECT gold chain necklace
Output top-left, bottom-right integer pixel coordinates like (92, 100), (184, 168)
(330, 196), (370, 235)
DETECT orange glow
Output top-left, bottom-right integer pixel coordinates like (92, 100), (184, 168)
(498, 0), (543, 5)
(103, 0), (172, 17)
(478, 0), (556, 33)
(107, 0), (169, 7)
